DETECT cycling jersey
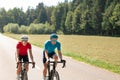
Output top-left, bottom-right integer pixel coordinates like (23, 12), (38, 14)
(16, 42), (31, 56)
(44, 40), (61, 54)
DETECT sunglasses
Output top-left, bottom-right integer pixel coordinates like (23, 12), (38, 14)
(22, 40), (28, 42)
(51, 39), (57, 42)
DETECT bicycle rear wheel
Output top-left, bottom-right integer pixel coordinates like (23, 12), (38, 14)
(50, 70), (60, 80)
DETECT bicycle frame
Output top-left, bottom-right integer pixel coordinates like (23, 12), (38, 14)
(47, 60), (66, 80)
(21, 63), (28, 80)
(16, 62), (35, 80)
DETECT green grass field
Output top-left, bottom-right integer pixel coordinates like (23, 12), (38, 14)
(4, 33), (120, 74)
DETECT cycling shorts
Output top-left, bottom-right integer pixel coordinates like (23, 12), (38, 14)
(18, 55), (29, 62)
(43, 51), (56, 63)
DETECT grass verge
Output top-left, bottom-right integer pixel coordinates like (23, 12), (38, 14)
(64, 52), (120, 74)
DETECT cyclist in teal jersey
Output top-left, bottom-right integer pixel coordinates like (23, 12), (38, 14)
(42, 33), (63, 80)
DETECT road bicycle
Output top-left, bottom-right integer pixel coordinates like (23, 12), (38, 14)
(47, 59), (66, 80)
(16, 62), (35, 80)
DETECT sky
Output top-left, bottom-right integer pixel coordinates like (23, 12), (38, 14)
(0, 0), (72, 12)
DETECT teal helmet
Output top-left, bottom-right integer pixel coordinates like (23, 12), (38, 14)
(50, 33), (58, 39)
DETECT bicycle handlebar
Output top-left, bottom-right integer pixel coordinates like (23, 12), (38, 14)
(48, 60), (66, 68)
(16, 62), (35, 68)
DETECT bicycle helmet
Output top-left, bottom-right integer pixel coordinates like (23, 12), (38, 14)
(21, 35), (28, 41)
(50, 33), (58, 39)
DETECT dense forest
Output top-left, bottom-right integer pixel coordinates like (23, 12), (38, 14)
(0, 0), (120, 36)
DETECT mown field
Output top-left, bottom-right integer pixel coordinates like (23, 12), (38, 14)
(4, 33), (120, 74)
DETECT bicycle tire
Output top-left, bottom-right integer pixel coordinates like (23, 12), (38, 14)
(50, 70), (60, 80)
(21, 71), (28, 80)
(23, 71), (28, 80)
(21, 71), (24, 80)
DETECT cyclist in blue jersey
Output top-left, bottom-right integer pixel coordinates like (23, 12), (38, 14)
(42, 33), (63, 80)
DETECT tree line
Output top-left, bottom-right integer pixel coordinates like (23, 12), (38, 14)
(1, 0), (120, 36)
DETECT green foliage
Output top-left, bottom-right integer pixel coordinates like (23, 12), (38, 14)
(27, 23), (37, 34)
(36, 3), (48, 23)
(19, 25), (28, 34)
(0, 8), (8, 32)
(26, 8), (36, 25)
(72, 4), (82, 34)
(0, 0), (120, 35)
(65, 11), (73, 34)
(110, 3), (120, 35)
(27, 23), (55, 34)
(3, 22), (55, 34)
(102, 1), (117, 35)
(3, 23), (19, 33)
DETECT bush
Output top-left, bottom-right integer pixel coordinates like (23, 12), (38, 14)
(3, 23), (19, 33)
(35, 24), (46, 34)
(27, 23), (37, 34)
(57, 30), (64, 34)
(3, 22), (55, 34)
(44, 23), (55, 34)
(28, 23), (55, 34)
(19, 25), (28, 34)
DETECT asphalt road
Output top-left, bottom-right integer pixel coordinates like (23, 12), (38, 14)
(0, 33), (120, 80)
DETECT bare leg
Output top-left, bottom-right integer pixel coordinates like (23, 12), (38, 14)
(43, 63), (48, 78)
(53, 55), (58, 67)
(25, 63), (29, 72)
(16, 63), (22, 80)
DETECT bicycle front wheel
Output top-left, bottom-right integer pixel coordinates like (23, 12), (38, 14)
(50, 70), (60, 80)
(23, 72), (28, 80)
(21, 71), (28, 80)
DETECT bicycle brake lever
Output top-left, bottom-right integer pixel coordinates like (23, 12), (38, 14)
(62, 60), (66, 68)
(32, 62), (35, 68)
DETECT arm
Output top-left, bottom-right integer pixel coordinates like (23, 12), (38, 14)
(16, 49), (19, 62)
(57, 42), (62, 60)
(44, 41), (49, 61)
(45, 50), (49, 61)
(58, 50), (63, 60)
(29, 49), (34, 62)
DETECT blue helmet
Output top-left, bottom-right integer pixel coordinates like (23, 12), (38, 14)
(50, 33), (58, 39)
